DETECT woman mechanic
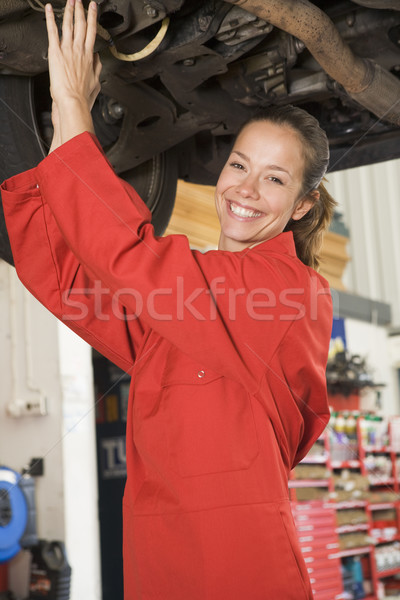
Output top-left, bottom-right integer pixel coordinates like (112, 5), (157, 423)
(1, 1), (335, 598)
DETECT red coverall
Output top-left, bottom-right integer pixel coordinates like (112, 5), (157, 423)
(1, 132), (332, 599)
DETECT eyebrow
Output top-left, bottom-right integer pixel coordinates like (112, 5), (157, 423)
(231, 150), (292, 177)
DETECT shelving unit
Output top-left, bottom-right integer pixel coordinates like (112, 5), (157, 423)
(290, 414), (400, 599)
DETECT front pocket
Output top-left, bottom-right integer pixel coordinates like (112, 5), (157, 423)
(161, 346), (259, 477)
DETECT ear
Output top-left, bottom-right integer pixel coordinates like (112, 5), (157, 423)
(291, 190), (319, 221)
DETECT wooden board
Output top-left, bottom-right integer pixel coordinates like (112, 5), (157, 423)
(165, 180), (350, 289)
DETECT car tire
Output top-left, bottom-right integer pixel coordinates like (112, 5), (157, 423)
(0, 75), (178, 266)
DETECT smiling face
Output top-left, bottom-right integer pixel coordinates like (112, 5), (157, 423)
(215, 120), (315, 252)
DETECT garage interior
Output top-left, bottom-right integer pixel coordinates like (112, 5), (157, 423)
(1, 159), (400, 599)
(0, 0), (400, 598)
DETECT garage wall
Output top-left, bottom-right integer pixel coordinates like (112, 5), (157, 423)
(344, 317), (399, 418)
(325, 158), (400, 328)
(0, 261), (101, 600)
(0, 263), (64, 539)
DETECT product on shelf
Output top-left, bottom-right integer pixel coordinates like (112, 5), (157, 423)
(375, 542), (400, 573)
(371, 509), (399, 544)
(390, 418), (400, 453)
(332, 470), (370, 502)
(305, 439), (327, 459)
(378, 576), (400, 599)
(294, 487), (330, 502)
(336, 508), (368, 527)
(338, 530), (371, 550)
(294, 464), (330, 480)
(360, 415), (390, 449)
(341, 555), (366, 599)
(330, 411), (359, 462)
(371, 525), (398, 545)
(365, 454), (393, 482)
(368, 491), (399, 504)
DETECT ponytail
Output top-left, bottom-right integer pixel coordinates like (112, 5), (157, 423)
(284, 180), (337, 270)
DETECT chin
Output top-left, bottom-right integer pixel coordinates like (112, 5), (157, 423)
(220, 231), (259, 251)
(221, 221), (259, 242)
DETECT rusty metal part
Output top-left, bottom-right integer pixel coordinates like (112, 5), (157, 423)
(0, 0), (29, 19)
(0, 11), (48, 74)
(350, 60), (400, 125)
(351, 0), (400, 10)
(215, 6), (273, 46)
(223, 0), (400, 125)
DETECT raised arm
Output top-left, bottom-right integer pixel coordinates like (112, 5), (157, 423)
(1, 167), (149, 372)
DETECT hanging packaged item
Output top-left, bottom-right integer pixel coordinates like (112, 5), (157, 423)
(29, 541), (71, 600)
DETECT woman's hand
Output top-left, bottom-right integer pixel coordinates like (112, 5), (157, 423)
(45, 0), (102, 147)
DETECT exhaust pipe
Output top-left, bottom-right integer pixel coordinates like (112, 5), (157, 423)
(225, 0), (400, 126)
(351, 1), (400, 10)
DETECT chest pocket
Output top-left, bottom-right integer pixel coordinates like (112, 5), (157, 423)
(161, 345), (259, 478)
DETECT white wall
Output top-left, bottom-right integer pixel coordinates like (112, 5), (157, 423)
(344, 318), (399, 417)
(58, 323), (102, 600)
(325, 159), (400, 415)
(0, 261), (101, 599)
(325, 158), (400, 327)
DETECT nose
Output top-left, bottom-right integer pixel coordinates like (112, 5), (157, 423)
(236, 174), (259, 200)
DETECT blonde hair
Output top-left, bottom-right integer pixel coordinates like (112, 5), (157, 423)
(238, 105), (337, 269)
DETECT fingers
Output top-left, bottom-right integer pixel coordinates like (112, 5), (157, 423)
(61, 0), (74, 47)
(60, 0), (98, 54)
(45, 3), (60, 49)
(85, 2), (98, 53)
(73, 0), (87, 47)
(46, 0), (100, 110)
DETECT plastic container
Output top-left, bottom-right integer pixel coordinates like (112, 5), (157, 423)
(29, 541), (71, 600)
(334, 413), (346, 434)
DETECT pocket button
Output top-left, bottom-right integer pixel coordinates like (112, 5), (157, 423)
(197, 370), (206, 379)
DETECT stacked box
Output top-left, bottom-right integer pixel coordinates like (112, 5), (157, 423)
(292, 502), (344, 600)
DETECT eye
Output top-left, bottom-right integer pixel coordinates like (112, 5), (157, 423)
(229, 162), (245, 170)
(268, 176), (283, 185)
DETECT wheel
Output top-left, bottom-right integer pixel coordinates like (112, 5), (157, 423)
(118, 151), (178, 236)
(0, 74), (178, 266)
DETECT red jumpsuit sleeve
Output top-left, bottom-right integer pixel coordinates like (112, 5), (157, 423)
(23, 131), (332, 395)
(1, 167), (149, 373)
(257, 307), (332, 471)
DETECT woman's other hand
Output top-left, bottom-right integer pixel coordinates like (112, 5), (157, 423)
(45, 0), (102, 145)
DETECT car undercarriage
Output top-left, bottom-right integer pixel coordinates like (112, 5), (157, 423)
(0, 0), (399, 262)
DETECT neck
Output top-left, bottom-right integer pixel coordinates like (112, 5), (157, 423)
(218, 234), (269, 252)
(218, 235), (248, 253)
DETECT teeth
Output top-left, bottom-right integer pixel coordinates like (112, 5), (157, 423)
(229, 202), (262, 218)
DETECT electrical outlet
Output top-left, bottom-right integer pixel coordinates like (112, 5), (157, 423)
(7, 397), (48, 418)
